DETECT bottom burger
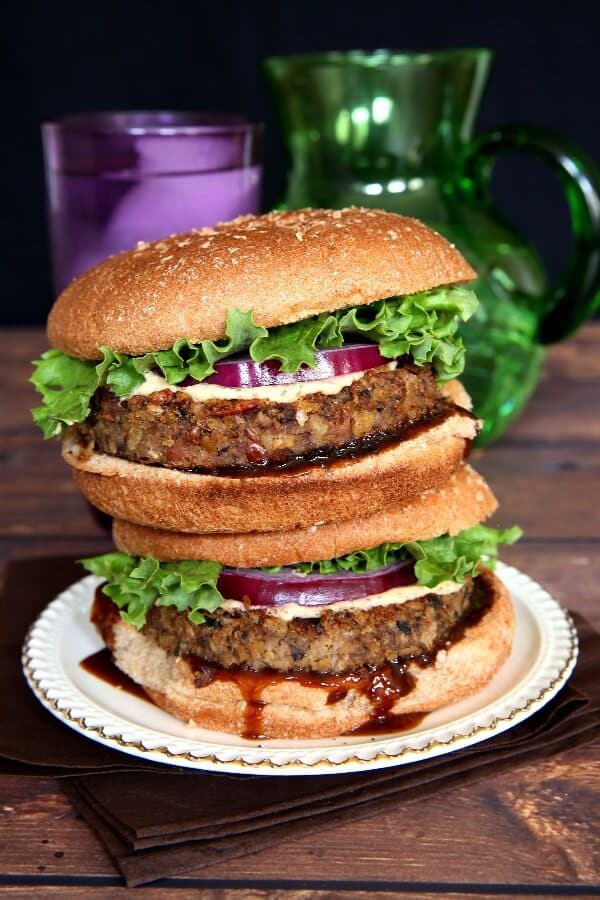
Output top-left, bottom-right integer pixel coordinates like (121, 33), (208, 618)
(81, 466), (521, 739)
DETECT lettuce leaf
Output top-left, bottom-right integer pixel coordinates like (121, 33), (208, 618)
(31, 349), (108, 439)
(31, 345), (159, 439)
(80, 552), (223, 629)
(250, 313), (343, 371)
(80, 524), (520, 629)
(249, 286), (478, 378)
(33, 286), (477, 437)
(339, 285), (477, 380)
(404, 525), (522, 587)
(149, 309), (268, 385)
(291, 525), (522, 584)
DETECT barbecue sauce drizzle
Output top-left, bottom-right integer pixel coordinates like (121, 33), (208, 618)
(184, 657), (420, 739)
(81, 594), (150, 699)
(83, 586), (489, 739)
(80, 648), (149, 701)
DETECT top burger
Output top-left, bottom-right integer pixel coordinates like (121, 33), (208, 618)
(32, 208), (481, 534)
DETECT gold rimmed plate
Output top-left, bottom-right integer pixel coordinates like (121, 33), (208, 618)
(22, 562), (577, 775)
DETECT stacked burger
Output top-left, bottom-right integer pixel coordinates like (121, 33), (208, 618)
(32, 208), (520, 739)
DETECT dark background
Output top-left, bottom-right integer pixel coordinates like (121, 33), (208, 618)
(2, 0), (599, 325)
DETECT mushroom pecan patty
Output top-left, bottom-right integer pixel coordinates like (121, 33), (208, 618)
(135, 579), (481, 675)
(77, 361), (444, 473)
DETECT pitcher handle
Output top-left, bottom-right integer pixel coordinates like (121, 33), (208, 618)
(461, 124), (600, 343)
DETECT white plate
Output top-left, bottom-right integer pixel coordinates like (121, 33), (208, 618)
(22, 562), (577, 776)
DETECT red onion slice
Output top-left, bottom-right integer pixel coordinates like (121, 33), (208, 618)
(216, 560), (416, 608)
(181, 343), (387, 389)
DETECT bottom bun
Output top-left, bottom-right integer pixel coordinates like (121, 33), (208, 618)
(100, 568), (514, 739)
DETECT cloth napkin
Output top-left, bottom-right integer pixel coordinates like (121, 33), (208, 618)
(1, 555), (598, 886)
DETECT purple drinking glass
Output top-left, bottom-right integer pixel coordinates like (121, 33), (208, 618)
(42, 111), (262, 294)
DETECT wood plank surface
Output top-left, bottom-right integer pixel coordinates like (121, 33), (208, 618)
(1, 746), (598, 889)
(1, 325), (599, 895)
(0, 892), (577, 900)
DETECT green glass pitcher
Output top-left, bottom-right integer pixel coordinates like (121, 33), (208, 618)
(264, 49), (600, 444)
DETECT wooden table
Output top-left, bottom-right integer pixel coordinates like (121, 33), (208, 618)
(1, 325), (598, 898)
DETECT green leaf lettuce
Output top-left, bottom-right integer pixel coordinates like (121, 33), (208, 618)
(80, 552), (224, 629)
(32, 285), (478, 438)
(288, 524), (522, 585)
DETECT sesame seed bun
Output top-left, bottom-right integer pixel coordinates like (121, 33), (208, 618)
(48, 207), (475, 360)
(102, 567), (513, 739)
(113, 464), (496, 568)
(63, 406), (478, 534)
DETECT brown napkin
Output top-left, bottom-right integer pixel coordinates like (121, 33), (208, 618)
(1, 556), (165, 773)
(2, 556), (599, 886)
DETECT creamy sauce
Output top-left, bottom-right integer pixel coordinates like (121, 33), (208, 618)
(218, 579), (462, 621)
(127, 362), (397, 403)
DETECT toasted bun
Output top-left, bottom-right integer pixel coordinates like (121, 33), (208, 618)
(63, 408), (478, 533)
(48, 208), (475, 359)
(103, 568), (513, 739)
(113, 464), (496, 567)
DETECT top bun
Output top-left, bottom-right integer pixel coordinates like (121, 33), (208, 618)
(48, 208), (475, 359)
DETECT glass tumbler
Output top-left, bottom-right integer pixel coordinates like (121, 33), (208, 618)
(42, 112), (262, 294)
